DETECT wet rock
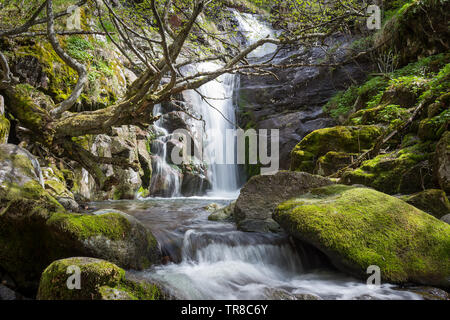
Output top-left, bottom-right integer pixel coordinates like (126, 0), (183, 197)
(208, 201), (236, 221)
(56, 197), (80, 212)
(0, 284), (21, 300)
(397, 286), (449, 300)
(37, 257), (169, 300)
(274, 185), (450, 288)
(263, 288), (321, 300)
(181, 172), (211, 197)
(234, 171), (333, 232)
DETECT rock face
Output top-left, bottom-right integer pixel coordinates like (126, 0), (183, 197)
(234, 171), (333, 232)
(0, 146), (161, 293)
(274, 185), (450, 288)
(37, 257), (168, 300)
(237, 35), (371, 170)
(402, 189), (450, 219)
(435, 132), (450, 193)
(290, 125), (383, 173)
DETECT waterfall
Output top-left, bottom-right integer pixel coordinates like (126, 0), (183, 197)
(149, 104), (181, 197)
(182, 62), (239, 195)
(148, 10), (279, 197)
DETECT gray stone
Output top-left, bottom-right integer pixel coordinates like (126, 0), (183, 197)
(234, 171), (334, 232)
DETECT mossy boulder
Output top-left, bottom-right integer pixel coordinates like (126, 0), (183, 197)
(234, 171), (333, 232)
(290, 126), (383, 174)
(0, 200), (161, 294)
(274, 185), (450, 288)
(341, 142), (435, 194)
(402, 189), (450, 219)
(37, 257), (168, 300)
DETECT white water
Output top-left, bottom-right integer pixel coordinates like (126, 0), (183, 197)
(115, 13), (423, 300)
(182, 62), (239, 194)
(233, 11), (278, 58)
(149, 105), (181, 197)
(93, 198), (422, 300)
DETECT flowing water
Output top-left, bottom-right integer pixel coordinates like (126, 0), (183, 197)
(94, 12), (422, 300)
(90, 198), (421, 300)
(149, 104), (181, 197)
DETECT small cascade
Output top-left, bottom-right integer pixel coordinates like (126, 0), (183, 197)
(148, 105), (181, 197)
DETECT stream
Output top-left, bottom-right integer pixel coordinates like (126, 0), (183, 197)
(90, 10), (422, 301)
(90, 197), (421, 300)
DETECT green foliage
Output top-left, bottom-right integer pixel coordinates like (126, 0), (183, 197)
(323, 86), (358, 119)
(378, 104), (409, 122)
(66, 36), (94, 61)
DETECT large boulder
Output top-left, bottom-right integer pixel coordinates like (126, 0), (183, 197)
(234, 171), (333, 232)
(290, 126), (383, 174)
(274, 185), (450, 288)
(402, 189), (450, 219)
(435, 131), (450, 193)
(37, 257), (168, 300)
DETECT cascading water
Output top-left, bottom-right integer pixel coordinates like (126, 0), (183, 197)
(94, 11), (423, 300)
(148, 105), (181, 197)
(182, 62), (239, 195)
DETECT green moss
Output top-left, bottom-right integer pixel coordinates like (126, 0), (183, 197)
(37, 257), (164, 300)
(0, 114), (10, 143)
(290, 126), (383, 173)
(47, 211), (132, 241)
(274, 185), (450, 287)
(341, 142), (435, 194)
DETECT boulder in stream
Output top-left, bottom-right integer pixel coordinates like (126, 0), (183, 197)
(37, 257), (169, 300)
(234, 171), (334, 232)
(274, 185), (450, 288)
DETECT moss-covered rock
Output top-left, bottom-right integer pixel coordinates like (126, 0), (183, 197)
(37, 257), (168, 300)
(290, 126), (383, 173)
(42, 167), (74, 200)
(274, 185), (450, 288)
(402, 189), (450, 219)
(0, 200), (161, 294)
(341, 142), (435, 194)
